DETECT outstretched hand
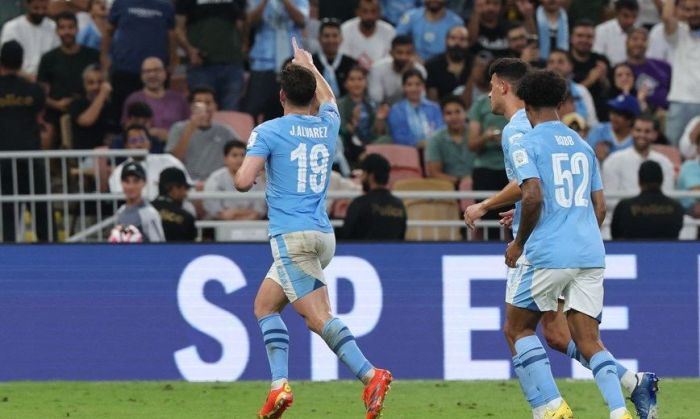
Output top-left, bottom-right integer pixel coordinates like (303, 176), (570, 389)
(291, 37), (314, 70)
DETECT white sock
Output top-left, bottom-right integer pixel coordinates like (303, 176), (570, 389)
(610, 406), (628, 419)
(620, 371), (640, 393)
(532, 405), (546, 419)
(271, 378), (287, 390)
(361, 368), (375, 385)
(545, 397), (564, 411)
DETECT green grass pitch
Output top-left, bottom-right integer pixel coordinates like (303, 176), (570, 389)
(0, 379), (697, 418)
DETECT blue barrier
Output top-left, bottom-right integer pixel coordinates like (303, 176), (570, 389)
(0, 242), (697, 381)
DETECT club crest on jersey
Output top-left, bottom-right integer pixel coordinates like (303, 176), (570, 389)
(512, 149), (528, 167)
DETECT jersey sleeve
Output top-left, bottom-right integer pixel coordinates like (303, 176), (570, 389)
(591, 153), (603, 192)
(319, 102), (341, 131)
(245, 128), (271, 158)
(510, 142), (540, 185)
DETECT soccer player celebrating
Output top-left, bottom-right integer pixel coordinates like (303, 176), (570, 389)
(465, 58), (658, 419)
(504, 69), (634, 419)
(234, 38), (392, 419)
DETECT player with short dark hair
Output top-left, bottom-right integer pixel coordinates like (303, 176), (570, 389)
(505, 69), (633, 419)
(235, 39), (392, 419)
(466, 58), (659, 419)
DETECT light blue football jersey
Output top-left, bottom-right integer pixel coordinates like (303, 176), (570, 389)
(502, 108), (532, 237)
(510, 121), (605, 269)
(247, 102), (339, 236)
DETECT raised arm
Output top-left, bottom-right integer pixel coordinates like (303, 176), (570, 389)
(291, 37), (335, 105)
(663, 0), (679, 35)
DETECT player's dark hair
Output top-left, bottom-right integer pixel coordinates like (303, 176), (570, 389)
(402, 68), (425, 85)
(280, 64), (317, 107)
(440, 95), (466, 111)
(517, 70), (568, 109)
(391, 34), (414, 49)
(188, 85), (216, 103)
(126, 101), (153, 119)
(54, 11), (78, 25)
(572, 18), (596, 30)
(319, 17), (342, 34)
(224, 139), (247, 156)
(361, 153), (391, 185)
(488, 57), (530, 89)
(615, 0), (639, 12)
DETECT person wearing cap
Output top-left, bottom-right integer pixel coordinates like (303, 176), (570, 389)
(587, 94), (640, 161)
(602, 114), (675, 209)
(109, 123), (193, 200)
(0, 39), (50, 242)
(611, 160), (684, 239)
(342, 153), (406, 240)
(151, 167), (196, 242)
(115, 161), (165, 242)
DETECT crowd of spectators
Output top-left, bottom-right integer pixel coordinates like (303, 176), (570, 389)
(0, 0), (699, 242)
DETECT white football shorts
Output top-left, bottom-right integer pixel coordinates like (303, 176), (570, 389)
(266, 230), (336, 302)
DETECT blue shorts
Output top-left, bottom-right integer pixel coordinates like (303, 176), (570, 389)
(266, 231), (336, 302)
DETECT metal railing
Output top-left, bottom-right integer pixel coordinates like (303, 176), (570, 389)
(0, 149), (146, 242)
(1, 149), (699, 243)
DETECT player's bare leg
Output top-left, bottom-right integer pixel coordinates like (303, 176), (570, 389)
(255, 279), (293, 419)
(293, 287), (393, 419)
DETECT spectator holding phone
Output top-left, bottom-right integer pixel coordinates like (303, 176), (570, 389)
(166, 86), (241, 182)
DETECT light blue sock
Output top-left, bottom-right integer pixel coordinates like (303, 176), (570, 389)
(566, 339), (590, 369)
(513, 355), (547, 408)
(321, 318), (373, 380)
(567, 340), (629, 380)
(590, 350), (626, 412)
(515, 335), (561, 405)
(258, 314), (289, 382)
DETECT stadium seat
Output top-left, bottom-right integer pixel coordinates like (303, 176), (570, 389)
(365, 144), (422, 186)
(652, 144), (682, 176)
(60, 114), (73, 149)
(393, 178), (461, 241)
(212, 111), (255, 142)
(458, 177), (475, 212)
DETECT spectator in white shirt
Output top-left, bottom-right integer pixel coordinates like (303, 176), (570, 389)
(603, 115), (675, 207)
(110, 123), (193, 200)
(646, 21), (672, 61)
(340, 0), (396, 70)
(594, 0), (640, 65)
(368, 34), (427, 105)
(662, 0), (700, 145)
(0, 0), (59, 77)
